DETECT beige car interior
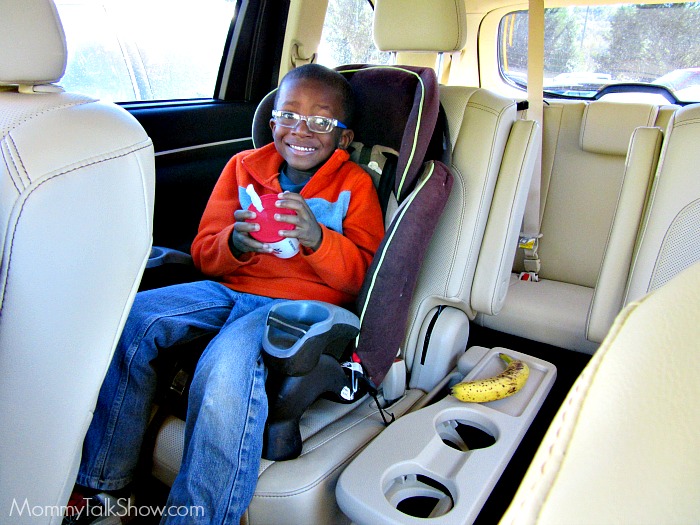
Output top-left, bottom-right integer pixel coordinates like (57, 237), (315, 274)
(294, 0), (700, 522)
(477, 96), (700, 357)
(476, 100), (674, 352)
(3, 0), (700, 523)
(0, 0), (155, 522)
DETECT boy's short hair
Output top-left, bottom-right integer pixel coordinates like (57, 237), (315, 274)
(276, 64), (355, 127)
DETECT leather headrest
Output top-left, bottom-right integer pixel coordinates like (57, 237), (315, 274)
(580, 101), (658, 155)
(0, 0), (67, 87)
(373, 0), (467, 53)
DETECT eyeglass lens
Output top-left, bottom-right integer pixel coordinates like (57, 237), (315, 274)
(272, 111), (343, 133)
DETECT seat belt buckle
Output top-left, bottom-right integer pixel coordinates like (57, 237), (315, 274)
(518, 233), (542, 252)
(340, 360), (364, 401)
(519, 233), (542, 276)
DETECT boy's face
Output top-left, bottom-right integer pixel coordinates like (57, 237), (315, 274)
(270, 77), (354, 172)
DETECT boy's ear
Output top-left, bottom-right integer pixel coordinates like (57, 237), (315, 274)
(338, 128), (354, 150)
(269, 119), (276, 132)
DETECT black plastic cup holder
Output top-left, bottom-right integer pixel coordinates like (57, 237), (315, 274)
(265, 302), (330, 351)
(262, 300), (360, 376)
(436, 419), (497, 452)
(146, 246), (193, 268)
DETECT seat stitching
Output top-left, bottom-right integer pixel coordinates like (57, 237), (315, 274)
(0, 141), (153, 311)
(460, 102), (513, 297)
(489, 123), (536, 312)
(0, 95), (94, 138)
(8, 134), (30, 187)
(1, 138), (22, 194)
(452, 0), (462, 50)
(502, 301), (638, 523)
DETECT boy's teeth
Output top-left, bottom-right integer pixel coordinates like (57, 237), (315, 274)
(290, 144), (315, 152)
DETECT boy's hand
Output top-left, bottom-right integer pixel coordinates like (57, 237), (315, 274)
(231, 209), (274, 256)
(274, 192), (323, 251)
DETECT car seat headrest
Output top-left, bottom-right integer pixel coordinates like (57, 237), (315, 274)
(0, 0), (67, 89)
(373, 0), (467, 53)
(580, 101), (659, 155)
(336, 65), (442, 202)
(254, 65), (443, 205)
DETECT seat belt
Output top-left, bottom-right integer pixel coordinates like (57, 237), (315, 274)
(519, 0), (545, 280)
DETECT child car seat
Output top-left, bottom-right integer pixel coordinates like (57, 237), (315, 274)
(250, 64), (454, 460)
(144, 64), (453, 464)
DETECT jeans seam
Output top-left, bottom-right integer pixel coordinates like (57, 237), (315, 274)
(223, 357), (266, 520)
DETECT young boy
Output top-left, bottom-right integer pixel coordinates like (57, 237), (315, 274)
(66, 64), (384, 524)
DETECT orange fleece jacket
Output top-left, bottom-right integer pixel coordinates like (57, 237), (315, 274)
(191, 143), (384, 306)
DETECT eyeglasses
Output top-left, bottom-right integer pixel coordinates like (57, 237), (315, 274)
(271, 110), (347, 134)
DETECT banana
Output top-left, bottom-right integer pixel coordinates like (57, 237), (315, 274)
(451, 353), (529, 403)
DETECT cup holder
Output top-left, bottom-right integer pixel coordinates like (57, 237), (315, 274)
(146, 246), (193, 268)
(265, 301), (331, 352)
(384, 474), (454, 519)
(436, 419), (496, 452)
(262, 301), (360, 376)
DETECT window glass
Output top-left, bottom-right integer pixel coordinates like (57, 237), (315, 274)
(55, 0), (236, 102)
(499, 3), (700, 101)
(317, 0), (392, 68)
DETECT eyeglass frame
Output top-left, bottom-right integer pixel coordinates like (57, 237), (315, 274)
(271, 109), (347, 134)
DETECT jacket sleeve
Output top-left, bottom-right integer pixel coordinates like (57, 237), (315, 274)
(303, 169), (384, 297)
(191, 155), (248, 276)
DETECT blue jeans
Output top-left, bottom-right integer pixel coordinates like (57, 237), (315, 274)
(76, 281), (282, 524)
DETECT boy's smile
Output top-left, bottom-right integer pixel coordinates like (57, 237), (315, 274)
(270, 77), (353, 181)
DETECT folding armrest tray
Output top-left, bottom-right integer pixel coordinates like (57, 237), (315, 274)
(336, 347), (557, 525)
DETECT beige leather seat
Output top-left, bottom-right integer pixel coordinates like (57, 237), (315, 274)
(586, 102), (700, 342)
(0, 0), (155, 521)
(478, 100), (673, 352)
(500, 260), (700, 524)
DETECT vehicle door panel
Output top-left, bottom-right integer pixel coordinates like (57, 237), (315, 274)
(129, 102), (257, 253)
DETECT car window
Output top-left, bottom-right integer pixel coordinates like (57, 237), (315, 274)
(499, 3), (700, 101)
(317, 0), (392, 68)
(55, 0), (237, 103)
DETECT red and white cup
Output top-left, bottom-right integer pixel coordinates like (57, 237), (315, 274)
(246, 194), (300, 259)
